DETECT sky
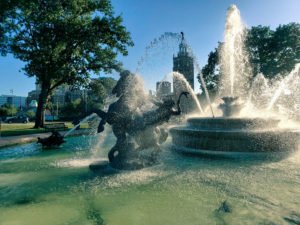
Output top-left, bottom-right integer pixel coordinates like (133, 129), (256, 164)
(0, 0), (299, 96)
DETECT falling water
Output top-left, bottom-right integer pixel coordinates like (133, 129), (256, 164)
(245, 73), (270, 109)
(267, 63), (300, 110)
(198, 72), (215, 117)
(172, 72), (204, 113)
(184, 43), (215, 117)
(63, 113), (99, 137)
(135, 32), (181, 74)
(219, 5), (251, 98)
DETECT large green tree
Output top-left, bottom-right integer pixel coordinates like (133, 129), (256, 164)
(246, 23), (300, 78)
(0, 104), (18, 117)
(198, 46), (220, 92)
(88, 77), (116, 105)
(0, 0), (133, 127)
(200, 23), (300, 90)
(60, 77), (116, 120)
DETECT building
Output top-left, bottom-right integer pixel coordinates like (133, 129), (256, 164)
(173, 32), (194, 93)
(172, 32), (196, 113)
(51, 85), (69, 105)
(156, 81), (171, 99)
(29, 81), (83, 107)
(0, 95), (27, 108)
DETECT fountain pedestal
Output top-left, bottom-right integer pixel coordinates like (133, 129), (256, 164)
(170, 97), (300, 156)
(218, 96), (243, 117)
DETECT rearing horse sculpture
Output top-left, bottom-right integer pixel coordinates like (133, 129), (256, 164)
(95, 70), (189, 169)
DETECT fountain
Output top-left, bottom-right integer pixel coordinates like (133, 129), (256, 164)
(170, 5), (300, 156)
(2, 5), (300, 225)
(172, 71), (203, 113)
(218, 96), (243, 117)
(91, 70), (188, 170)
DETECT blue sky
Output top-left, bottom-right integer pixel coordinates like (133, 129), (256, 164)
(0, 0), (299, 96)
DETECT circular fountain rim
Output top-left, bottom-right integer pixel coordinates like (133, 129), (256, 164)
(187, 117), (280, 121)
(185, 117), (282, 131)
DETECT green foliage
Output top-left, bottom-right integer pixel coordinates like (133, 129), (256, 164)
(1, 0), (133, 80)
(88, 77), (117, 105)
(198, 46), (220, 91)
(246, 23), (300, 78)
(246, 25), (275, 77)
(0, 0), (133, 127)
(45, 101), (54, 112)
(200, 23), (300, 90)
(59, 77), (116, 120)
(0, 104), (18, 117)
(60, 98), (85, 120)
(26, 110), (36, 120)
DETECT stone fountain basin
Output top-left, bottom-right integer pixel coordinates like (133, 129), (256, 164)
(170, 117), (300, 153)
(187, 117), (280, 130)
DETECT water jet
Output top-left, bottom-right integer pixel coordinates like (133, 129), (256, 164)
(170, 5), (300, 157)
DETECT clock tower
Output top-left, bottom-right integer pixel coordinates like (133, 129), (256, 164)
(173, 32), (195, 113)
(173, 32), (194, 92)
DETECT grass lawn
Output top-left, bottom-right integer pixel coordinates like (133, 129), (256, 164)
(0, 122), (75, 137)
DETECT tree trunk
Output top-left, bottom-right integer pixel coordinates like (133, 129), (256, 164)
(34, 83), (50, 128)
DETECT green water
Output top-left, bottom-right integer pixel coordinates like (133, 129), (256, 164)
(0, 134), (300, 225)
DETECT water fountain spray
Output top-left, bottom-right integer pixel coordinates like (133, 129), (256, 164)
(170, 4), (300, 156)
(135, 32), (182, 74)
(198, 72), (215, 117)
(219, 5), (251, 98)
(178, 32), (215, 117)
(172, 71), (203, 113)
(267, 63), (300, 111)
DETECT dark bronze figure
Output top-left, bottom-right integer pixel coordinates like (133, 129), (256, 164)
(95, 70), (188, 169)
(37, 131), (65, 148)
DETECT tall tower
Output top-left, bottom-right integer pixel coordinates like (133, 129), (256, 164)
(173, 32), (194, 92)
(173, 32), (195, 113)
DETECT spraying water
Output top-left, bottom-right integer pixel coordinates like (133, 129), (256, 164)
(198, 72), (215, 117)
(135, 32), (181, 74)
(64, 113), (99, 137)
(245, 73), (270, 110)
(219, 5), (251, 98)
(183, 40), (215, 117)
(172, 72), (203, 113)
(267, 63), (300, 110)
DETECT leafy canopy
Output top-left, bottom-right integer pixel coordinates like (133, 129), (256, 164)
(200, 23), (300, 91)
(0, 0), (133, 127)
(0, 0), (133, 90)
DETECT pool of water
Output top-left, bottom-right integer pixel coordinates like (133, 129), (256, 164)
(0, 133), (300, 225)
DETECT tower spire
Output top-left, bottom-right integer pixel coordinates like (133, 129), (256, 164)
(179, 32), (187, 54)
(180, 31), (184, 41)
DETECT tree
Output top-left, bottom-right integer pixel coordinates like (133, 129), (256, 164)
(60, 98), (85, 120)
(26, 110), (36, 120)
(201, 23), (300, 90)
(0, 104), (18, 117)
(246, 23), (300, 78)
(272, 23), (300, 75)
(59, 77), (116, 120)
(245, 25), (275, 77)
(88, 77), (117, 105)
(0, 0), (133, 127)
(198, 46), (220, 92)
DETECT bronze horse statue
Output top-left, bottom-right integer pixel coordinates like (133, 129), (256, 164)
(95, 70), (189, 169)
(37, 131), (65, 148)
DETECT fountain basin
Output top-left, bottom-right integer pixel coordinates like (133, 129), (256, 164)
(170, 117), (300, 154)
(187, 117), (280, 130)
